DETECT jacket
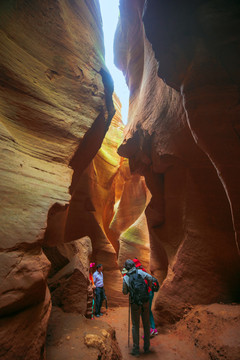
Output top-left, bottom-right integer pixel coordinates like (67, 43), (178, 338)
(122, 267), (153, 295)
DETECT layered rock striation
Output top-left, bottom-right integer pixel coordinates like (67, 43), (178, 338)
(0, 0), (116, 358)
(115, 0), (240, 326)
(0, 1), (152, 357)
(48, 93), (151, 307)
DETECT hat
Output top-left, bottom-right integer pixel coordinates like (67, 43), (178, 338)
(133, 258), (142, 268)
(125, 259), (135, 270)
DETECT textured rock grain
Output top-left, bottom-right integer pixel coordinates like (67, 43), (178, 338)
(115, 0), (240, 326)
(0, 0), (114, 358)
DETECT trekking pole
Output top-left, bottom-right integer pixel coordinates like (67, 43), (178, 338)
(128, 295), (130, 347)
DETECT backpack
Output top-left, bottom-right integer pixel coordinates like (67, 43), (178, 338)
(151, 276), (160, 292)
(127, 270), (149, 305)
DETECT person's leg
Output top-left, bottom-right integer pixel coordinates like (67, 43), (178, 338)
(95, 288), (100, 315)
(141, 301), (150, 352)
(92, 298), (95, 319)
(149, 291), (156, 331)
(131, 303), (141, 354)
(99, 288), (104, 314)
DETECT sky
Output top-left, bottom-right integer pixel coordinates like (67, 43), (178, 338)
(99, 0), (129, 125)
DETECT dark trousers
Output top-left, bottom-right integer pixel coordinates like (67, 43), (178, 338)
(131, 301), (150, 352)
(95, 287), (105, 315)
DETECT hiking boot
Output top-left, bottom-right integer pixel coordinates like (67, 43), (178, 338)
(154, 328), (158, 335)
(144, 347), (152, 354)
(150, 328), (155, 337)
(130, 350), (140, 357)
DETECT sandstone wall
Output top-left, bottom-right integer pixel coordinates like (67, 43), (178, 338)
(115, 0), (240, 326)
(0, 0), (115, 358)
(0, 1), (152, 356)
(49, 93), (151, 307)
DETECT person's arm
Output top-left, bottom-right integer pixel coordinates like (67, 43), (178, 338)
(122, 277), (129, 295)
(92, 277), (96, 289)
(138, 269), (153, 288)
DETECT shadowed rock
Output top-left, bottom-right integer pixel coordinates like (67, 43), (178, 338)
(115, 0), (240, 327)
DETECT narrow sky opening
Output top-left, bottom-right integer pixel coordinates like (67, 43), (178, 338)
(99, 0), (129, 125)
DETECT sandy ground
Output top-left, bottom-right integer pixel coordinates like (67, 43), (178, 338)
(46, 304), (240, 360)
(98, 306), (206, 360)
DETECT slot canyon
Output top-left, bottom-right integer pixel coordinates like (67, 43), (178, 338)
(0, 0), (240, 359)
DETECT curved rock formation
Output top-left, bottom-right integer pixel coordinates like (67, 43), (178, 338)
(0, 0), (116, 358)
(3, 0), (239, 357)
(46, 236), (93, 316)
(115, 0), (240, 326)
(0, 0), (151, 351)
(48, 93), (150, 306)
(142, 0), (240, 255)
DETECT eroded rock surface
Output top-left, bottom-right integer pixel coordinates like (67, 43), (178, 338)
(115, 0), (240, 326)
(0, 1), (151, 357)
(3, 0), (239, 358)
(142, 0), (240, 254)
(0, 0), (115, 358)
(45, 237), (92, 316)
(0, 288), (51, 360)
(59, 94), (150, 306)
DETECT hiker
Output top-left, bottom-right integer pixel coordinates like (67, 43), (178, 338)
(89, 262), (96, 319)
(133, 258), (158, 337)
(93, 264), (105, 317)
(123, 259), (153, 356)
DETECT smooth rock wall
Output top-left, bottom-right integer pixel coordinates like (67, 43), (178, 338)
(59, 94), (151, 306)
(115, 0), (240, 326)
(0, 0), (114, 358)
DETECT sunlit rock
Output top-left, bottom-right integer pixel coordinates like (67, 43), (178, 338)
(115, 0), (240, 326)
(0, 0), (114, 357)
(118, 211), (150, 272)
(62, 93), (150, 305)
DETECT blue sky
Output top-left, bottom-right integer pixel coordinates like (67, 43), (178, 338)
(99, 0), (129, 125)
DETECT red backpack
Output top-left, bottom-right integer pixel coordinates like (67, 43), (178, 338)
(152, 276), (160, 292)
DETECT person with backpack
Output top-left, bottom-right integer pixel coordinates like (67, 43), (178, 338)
(132, 258), (159, 337)
(122, 259), (153, 356)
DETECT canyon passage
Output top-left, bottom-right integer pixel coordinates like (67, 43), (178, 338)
(0, 1), (240, 360)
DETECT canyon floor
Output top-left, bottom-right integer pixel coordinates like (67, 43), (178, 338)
(46, 304), (240, 360)
(100, 306), (206, 360)
(46, 305), (199, 360)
